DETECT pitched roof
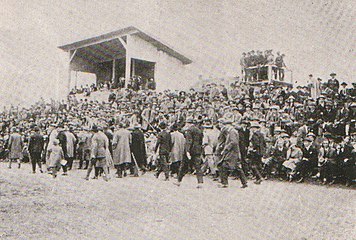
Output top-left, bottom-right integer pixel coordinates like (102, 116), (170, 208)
(58, 26), (192, 65)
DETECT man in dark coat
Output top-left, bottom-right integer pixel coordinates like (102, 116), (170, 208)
(217, 119), (248, 188)
(247, 122), (266, 184)
(175, 117), (204, 188)
(327, 72), (339, 94)
(56, 125), (68, 174)
(295, 137), (319, 182)
(28, 126), (45, 173)
(131, 124), (147, 174)
(154, 122), (172, 180)
(238, 121), (250, 175)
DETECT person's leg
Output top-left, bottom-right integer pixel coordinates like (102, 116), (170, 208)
(17, 158), (21, 168)
(67, 157), (74, 170)
(102, 164), (109, 181)
(208, 155), (217, 175)
(218, 162), (228, 187)
(161, 154), (169, 180)
(51, 167), (57, 178)
(155, 155), (164, 178)
(85, 159), (96, 179)
(236, 164), (248, 187)
(31, 155), (37, 173)
(78, 150), (83, 169)
(251, 160), (263, 183)
(36, 156), (43, 172)
(177, 158), (188, 183)
(193, 155), (203, 184)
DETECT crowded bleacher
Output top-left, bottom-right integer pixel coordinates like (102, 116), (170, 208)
(1, 70), (355, 188)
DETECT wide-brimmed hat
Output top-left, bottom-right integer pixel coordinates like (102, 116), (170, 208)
(186, 117), (194, 123)
(250, 122), (260, 128)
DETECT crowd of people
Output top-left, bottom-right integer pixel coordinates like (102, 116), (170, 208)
(240, 50), (287, 81)
(69, 75), (156, 97)
(1, 72), (355, 188)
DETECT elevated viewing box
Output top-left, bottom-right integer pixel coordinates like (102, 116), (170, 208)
(59, 26), (192, 91)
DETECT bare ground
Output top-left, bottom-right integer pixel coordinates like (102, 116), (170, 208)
(0, 162), (354, 240)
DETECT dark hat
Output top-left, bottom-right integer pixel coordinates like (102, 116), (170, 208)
(330, 72), (336, 76)
(159, 122), (167, 129)
(341, 82), (348, 86)
(324, 132), (332, 138)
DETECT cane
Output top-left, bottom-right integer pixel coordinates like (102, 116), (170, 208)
(131, 152), (141, 175)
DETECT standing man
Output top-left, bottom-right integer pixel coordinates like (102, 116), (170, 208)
(77, 128), (92, 169)
(201, 119), (220, 178)
(175, 118), (204, 188)
(28, 126), (45, 173)
(169, 123), (186, 177)
(327, 72), (339, 95)
(64, 126), (77, 170)
(248, 122), (266, 184)
(217, 119), (248, 188)
(112, 123), (132, 178)
(131, 124), (147, 175)
(7, 127), (23, 169)
(154, 122), (172, 181)
(85, 125), (110, 181)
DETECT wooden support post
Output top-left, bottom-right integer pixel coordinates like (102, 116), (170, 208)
(124, 35), (131, 88)
(67, 49), (77, 93)
(67, 53), (72, 93)
(268, 65), (272, 83)
(75, 71), (78, 88)
(112, 59), (116, 84)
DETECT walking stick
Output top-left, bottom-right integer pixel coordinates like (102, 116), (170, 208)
(131, 152), (141, 174)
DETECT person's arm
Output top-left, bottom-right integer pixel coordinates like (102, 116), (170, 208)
(154, 133), (161, 153)
(28, 136), (33, 153)
(184, 130), (193, 155)
(90, 135), (97, 159)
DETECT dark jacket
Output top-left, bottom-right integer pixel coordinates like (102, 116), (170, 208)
(250, 131), (266, 156)
(28, 133), (45, 153)
(301, 144), (318, 162)
(131, 129), (147, 165)
(155, 130), (172, 155)
(184, 125), (203, 156)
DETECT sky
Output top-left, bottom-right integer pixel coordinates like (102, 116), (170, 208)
(0, 0), (355, 107)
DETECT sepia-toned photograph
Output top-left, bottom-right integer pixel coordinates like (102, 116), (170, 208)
(0, 0), (355, 239)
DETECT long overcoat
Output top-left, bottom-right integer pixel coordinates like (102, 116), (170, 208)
(219, 126), (241, 168)
(112, 128), (132, 165)
(170, 131), (186, 162)
(131, 129), (147, 166)
(8, 133), (23, 159)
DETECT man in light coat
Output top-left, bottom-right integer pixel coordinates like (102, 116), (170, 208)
(85, 125), (110, 181)
(8, 127), (23, 169)
(169, 123), (185, 176)
(112, 123), (132, 178)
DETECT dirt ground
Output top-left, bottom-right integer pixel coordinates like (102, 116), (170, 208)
(0, 162), (354, 240)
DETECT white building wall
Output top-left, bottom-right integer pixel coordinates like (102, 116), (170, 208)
(128, 34), (189, 91)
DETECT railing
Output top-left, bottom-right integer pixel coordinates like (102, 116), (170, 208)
(242, 64), (293, 85)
